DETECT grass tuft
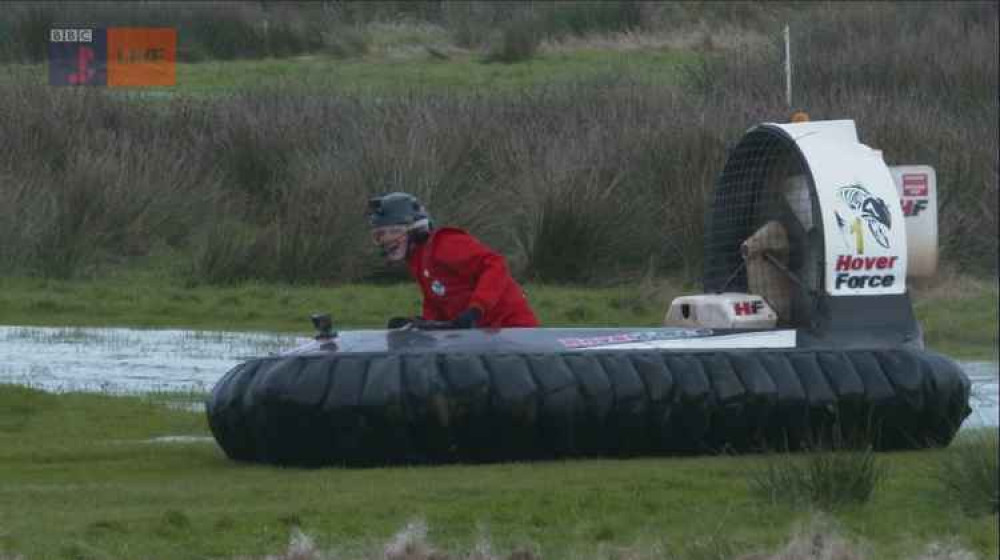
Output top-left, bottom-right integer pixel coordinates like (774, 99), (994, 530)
(537, 1), (643, 38)
(383, 519), (437, 560)
(162, 510), (191, 530)
(908, 540), (981, 560)
(323, 24), (370, 58)
(235, 527), (329, 560)
(484, 18), (542, 64)
(736, 515), (869, 560)
(237, 517), (986, 559)
(749, 445), (888, 511)
(241, 520), (542, 560)
(937, 429), (999, 517)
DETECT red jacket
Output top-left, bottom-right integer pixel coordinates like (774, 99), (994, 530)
(406, 228), (539, 328)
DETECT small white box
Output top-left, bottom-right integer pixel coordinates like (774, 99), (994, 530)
(664, 293), (778, 329)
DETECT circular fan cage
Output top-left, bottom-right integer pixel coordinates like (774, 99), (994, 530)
(703, 127), (822, 329)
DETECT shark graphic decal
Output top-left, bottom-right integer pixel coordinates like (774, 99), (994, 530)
(834, 184), (892, 251)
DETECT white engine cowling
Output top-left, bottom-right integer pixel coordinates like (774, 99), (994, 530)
(890, 165), (937, 278)
(785, 164), (938, 278)
(664, 293), (777, 329)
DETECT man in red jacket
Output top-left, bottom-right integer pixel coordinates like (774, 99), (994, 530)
(367, 192), (539, 329)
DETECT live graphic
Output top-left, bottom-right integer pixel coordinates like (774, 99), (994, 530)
(48, 27), (176, 87)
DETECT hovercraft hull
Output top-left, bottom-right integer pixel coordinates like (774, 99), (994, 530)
(206, 328), (970, 466)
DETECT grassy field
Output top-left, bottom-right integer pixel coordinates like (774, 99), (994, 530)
(908, 274), (999, 361)
(0, 272), (996, 361)
(0, 272), (687, 332)
(0, 385), (995, 560)
(0, 6), (995, 558)
(1, 47), (694, 95)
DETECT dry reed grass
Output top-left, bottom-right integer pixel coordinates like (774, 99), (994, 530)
(909, 265), (998, 303)
(539, 26), (771, 54)
(231, 515), (983, 560)
(0, 2), (994, 284)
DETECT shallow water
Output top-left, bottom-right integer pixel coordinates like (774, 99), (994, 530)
(962, 361), (999, 430)
(0, 325), (305, 394)
(0, 325), (996, 431)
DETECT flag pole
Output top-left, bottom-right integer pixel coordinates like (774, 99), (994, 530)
(784, 24), (792, 110)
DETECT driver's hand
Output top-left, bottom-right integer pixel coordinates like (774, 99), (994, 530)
(386, 316), (414, 329)
(409, 318), (456, 331)
(451, 307), (483, 329)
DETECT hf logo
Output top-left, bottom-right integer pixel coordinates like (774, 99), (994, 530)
(733, 300), (764, 316)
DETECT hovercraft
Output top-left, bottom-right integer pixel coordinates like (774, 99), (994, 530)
(206, 119), (972, 467)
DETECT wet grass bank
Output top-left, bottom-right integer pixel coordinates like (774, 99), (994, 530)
(0, 273), (689, 332)
(0, 272), (995, 361)
(0, 385), (995, 559)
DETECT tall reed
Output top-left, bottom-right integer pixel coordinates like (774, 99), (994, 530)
(0, 2), (994, 284)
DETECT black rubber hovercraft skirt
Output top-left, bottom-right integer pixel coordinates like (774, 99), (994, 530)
(206, 347), (971, 467)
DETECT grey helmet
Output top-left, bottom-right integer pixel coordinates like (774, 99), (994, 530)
(367, 192), (431, 230)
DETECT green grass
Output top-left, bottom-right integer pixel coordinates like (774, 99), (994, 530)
(0, 385), (995, 559)
(911, 276), (999, 361)
(1, 49), (695, 96)
(0, 271), (996, 360)
(0, 272), (688, 333)
(749, 446), (888, 511)
(936, 429), (1000, 516)
(0, 16), (994, 559)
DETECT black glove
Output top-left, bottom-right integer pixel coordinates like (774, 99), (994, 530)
(451, 307), (483, 329)
(409, 317), (454, 330)
(387, 316), (413, 329)
(392, 309), (482, 331)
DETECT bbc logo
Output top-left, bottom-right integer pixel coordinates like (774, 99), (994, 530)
(49, 27), (176, 87)
(50, 28), (94, 43)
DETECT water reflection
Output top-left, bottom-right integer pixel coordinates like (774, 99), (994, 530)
(0, 325), (305, 394)
(962, 361), (999, 430)
(0, 325), (996, 430)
